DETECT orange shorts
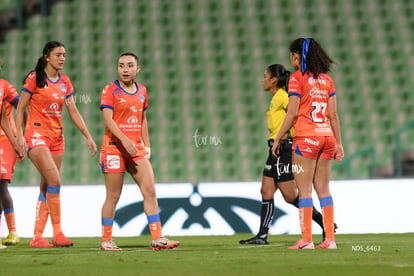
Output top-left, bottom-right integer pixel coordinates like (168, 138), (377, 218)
(25, 130), (65, 156)
(100, 151), (147, 173)
(0, 137), (17, 181)
(293, 136), (336, 159)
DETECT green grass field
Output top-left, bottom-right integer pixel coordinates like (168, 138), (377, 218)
(1, 234), (413, 276)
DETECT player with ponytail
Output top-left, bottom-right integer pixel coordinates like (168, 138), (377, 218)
(16, 41), (97, 248)
(239, 64), (329, 245)
(272, 38), (344, 249)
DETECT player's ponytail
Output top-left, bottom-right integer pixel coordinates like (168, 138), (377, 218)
(289, 37), (334, 77)
(267, 64), (291, 91)
(35, 41), (65, 88)
(35, 56), (47, 88)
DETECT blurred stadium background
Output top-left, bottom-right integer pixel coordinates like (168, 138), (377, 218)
(1, 0), (413, 185)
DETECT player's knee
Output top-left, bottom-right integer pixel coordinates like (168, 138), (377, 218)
(107, 192), (121, 205)
(282, 193), (297, 204)
(260, 188), (273, 200)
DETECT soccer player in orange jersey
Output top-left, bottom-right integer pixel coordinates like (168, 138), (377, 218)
(0, 58), (26, 246)
(99, 53), (179, 251)
(239, 64), (334, 245)
(0, 73), (24, 249)
(15, 41), (97, 248)
(272, 38), (344, 249)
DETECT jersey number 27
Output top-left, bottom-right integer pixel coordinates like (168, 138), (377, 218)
(310, 102), (327, 122)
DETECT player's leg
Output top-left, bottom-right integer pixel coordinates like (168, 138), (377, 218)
(0, 139), (19, 245)
(29, 148), (71, 247)
(0, 179), (19, 245)
(0, 155), (4, 249)
(128, 158), (179, 250)
(288, 153), (316, 249)
(100, 172), (124, 251)
(313, 156), (336, 249)
(239, 175), (276, 244)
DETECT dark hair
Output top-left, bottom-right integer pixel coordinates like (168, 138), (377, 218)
(119, 52), (139, 64)
(35, 41), (65, 88)
(22, 70), (34, 84)
(289, 38), (334, 76)
(267, 64), (291, 91)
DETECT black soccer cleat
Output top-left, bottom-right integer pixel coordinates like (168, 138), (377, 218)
(239, 236), (269, 245)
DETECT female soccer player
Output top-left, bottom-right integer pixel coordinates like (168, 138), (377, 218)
(99, 53), (179, 251)
(239, 64), (327, 245)
(272, 38), (344, 249)
(0, 76), (24, 249)
(15, 41), (97, 248)
(0, 58), (25, 246)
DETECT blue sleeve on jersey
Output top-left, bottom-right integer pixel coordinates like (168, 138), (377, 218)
(66, 91), (75, 99)
(288, 92), (301, 98)
(100, 104), (114, 110)
(22, 88), (33, 95)
(10, 95), (20, 104)
(329, 91), (336, 97)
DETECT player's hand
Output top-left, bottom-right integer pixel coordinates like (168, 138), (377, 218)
(121, 138), (138, 156)
(271, 139), (281, 157)
(145, 146), (151, 159)
(87, 136), (98, 157)
(15, 135), (26, 161)
(334, 143), (344, 162)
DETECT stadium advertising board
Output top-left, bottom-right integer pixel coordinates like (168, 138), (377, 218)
(1, 179), (413, 237)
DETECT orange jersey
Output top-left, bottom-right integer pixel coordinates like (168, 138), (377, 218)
(23, 72), (74, 138)
(0, 79), (19, 139)
(100, 80), (148, 155)
(288, 71), (336, 137)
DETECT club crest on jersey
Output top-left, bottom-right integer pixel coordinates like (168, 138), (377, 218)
(0, 88), (2, 96)
(139, 95), (145, 103)
(60, 84), (66, 93)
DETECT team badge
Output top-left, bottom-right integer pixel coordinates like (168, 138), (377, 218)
(139, 94), (145, 103)
(60, 84), (66, 93)
(0, 89), (2, 96)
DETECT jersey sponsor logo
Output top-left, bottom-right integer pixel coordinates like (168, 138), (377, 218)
(304, 137), (320, 146)
(119, 116), (141, 131)
(309, 87), (328, 99)
(118, 98), (126, 103)
(308, 77), (326, 85)
(264, 165), (272, 171)
(107, 155), (120, 169)
(127, 116), (138, 124)
(42, 103), (61, 117)
(60, 84), (66, 93)
(139, 94), (145, 103)
(315, 127), (331, 133)
(130, 106), (137, 112)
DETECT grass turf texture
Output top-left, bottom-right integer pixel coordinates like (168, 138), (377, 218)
(0, 234), (413, 276)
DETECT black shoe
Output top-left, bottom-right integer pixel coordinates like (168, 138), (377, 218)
(239, 236), (269, 245)
(322, 223), (338, 241)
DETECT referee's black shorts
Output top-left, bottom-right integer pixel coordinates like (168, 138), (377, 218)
(262, 138), (294, 183)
